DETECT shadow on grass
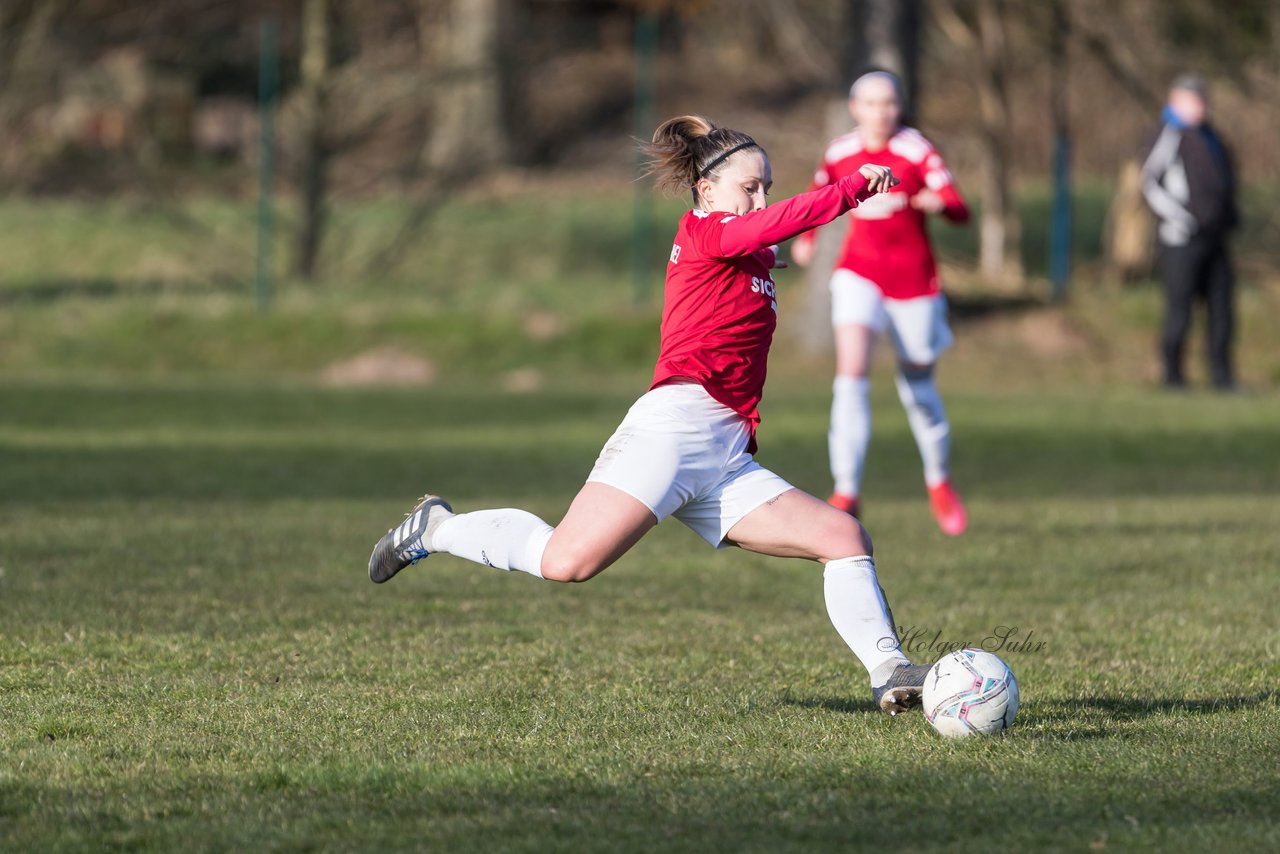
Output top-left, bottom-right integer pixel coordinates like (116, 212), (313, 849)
(5, 754), (1278, 851)
(975, 518), (1269, 537)
(0, 276), (245, 303)
(1013, 692), (1279, 743)
(1063, 691), (1278, 719)
(780, 691), (1277, 744)
(946, 292), (1044, 321)
(3, 423), (1279, 504)
(2, 385), (1278, 504)
(0, 445), (592, 504)
(778, 693), (880, 716)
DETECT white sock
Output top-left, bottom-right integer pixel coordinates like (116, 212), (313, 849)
(828, 376), (871, 496)
(430, 509), (553, 578)
(895, 368), (950, 488)
(823, 556), (909, 677)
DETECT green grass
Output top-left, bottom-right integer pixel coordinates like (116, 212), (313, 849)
(1, 181), (1275, 306)
(2, 378), (1278, 851)
(1, 180), (1278, 848)
(0, 192), (688, 314)
(2, 183), (1278, 389)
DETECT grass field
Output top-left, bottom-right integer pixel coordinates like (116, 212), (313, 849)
(2, 182), (1278, 390)
(2, 377), (1278, 851)
(1, 180), (1277, 849)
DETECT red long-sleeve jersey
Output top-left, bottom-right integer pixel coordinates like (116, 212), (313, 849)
(798, 126), (968, 300)
(652, 173), (874, 450)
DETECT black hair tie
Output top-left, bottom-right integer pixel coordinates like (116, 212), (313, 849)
(695, 141), (759, 184)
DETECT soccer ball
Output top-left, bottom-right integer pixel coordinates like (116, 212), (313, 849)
(922, 648), (1019, 738)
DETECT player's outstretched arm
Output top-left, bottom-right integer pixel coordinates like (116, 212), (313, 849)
(713, 166), (898, 258)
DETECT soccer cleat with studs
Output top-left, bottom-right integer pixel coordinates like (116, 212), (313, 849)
(367, 494), (454, 584)
(928, 480), (968, 536)
(872, 662), (932, 716)
(827, 492), (861, 519)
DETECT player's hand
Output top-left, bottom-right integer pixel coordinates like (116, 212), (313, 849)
(911, 188), (946, 214)
(858, 163), (900, 194)
(767, 245), (789, 269)
(789, 237), (814, 268)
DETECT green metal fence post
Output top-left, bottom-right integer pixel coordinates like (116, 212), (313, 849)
(1049, 134), (1072, 301)
(631, 9), (659, 306)
(1048, 0), (1071, 301)
(255, 18), (280, 314)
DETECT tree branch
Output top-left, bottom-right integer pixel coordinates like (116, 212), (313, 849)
(1074, 22), (1162, 110)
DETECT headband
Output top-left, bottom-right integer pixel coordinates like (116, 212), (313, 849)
(696, 140), (759, 183)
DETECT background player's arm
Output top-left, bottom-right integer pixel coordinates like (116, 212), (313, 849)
(910, 184), (969, 223)
(790, 157), (834, 266)
(911, 148), (970, 224)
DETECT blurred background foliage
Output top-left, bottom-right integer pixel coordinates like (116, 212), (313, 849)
(0, 0), (1277, 387)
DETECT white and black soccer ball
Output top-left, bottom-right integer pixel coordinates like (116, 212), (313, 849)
(922, 648), (1019, 738)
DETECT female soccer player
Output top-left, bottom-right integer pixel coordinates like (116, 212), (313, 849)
(792, 71), (971, 535)
(367, 116), (931, 715)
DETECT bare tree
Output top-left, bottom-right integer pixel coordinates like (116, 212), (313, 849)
(1075, 23), (1162, 112)
(4, 0), (62, 86)
(0, 1), (64, 132)
(294, 0), (332, 280)
(749, 0), (838, 82)
(934, 0), (1023, 285)
(425, 0), (511, 173)
(846, 0), (921, 111)
(788, 0), (921, 356)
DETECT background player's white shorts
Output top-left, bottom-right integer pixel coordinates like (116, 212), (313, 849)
(830, 268), (954, 365)
(586, 383), (793, 548)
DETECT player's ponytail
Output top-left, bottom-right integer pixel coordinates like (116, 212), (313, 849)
(644, 115), (762, 199)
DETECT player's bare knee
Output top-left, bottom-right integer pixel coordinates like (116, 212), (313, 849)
(840, 517), (873, 557)
(540, 549), (602, 583)
(853, 518), (874, 556)
(817, 512), (873, 561)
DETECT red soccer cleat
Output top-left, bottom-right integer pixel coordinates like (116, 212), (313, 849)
(928, 480), (968, 536)
(828, 492), (861, 518)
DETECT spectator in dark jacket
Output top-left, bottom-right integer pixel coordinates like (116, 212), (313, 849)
(1141, 74), (1239, 389)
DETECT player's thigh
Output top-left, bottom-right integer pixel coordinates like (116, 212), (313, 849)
(834, 322), (877, 377)
(831, 270), (886, 377)
(543, 482), (657, 582)
(548, 388), (696, 582)
(725, 487), (873, 562)
(886, 295), (953, 369)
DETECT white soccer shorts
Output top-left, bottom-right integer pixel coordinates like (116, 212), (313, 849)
(586, 383), (793, 548)
(830, 268), (954, 365)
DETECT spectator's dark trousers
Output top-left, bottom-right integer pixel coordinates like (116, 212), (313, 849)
(1160, 232), (1234, 388)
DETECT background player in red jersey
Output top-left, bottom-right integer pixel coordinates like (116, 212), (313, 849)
(793, 71), (971, 536)
(366, 115), (938, 715)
